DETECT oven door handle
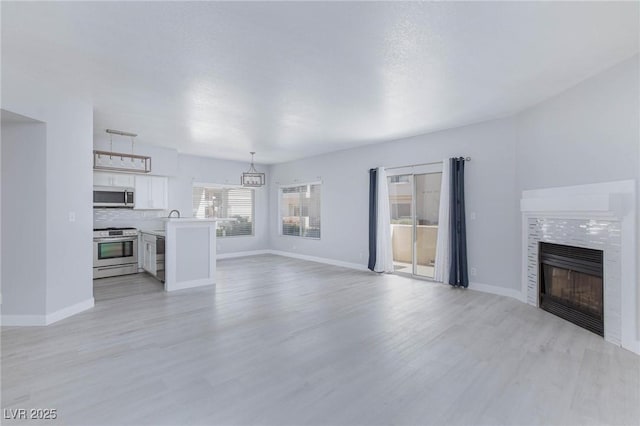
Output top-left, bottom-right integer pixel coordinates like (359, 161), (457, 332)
(94, 237), (137, 243)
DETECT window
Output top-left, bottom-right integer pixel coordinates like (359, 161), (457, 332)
(280, 183), (321, 239)
(192, 184), (254, 237)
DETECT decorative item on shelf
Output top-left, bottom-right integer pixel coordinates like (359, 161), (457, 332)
(241, 151), (265, 187)
(93, 129), (152, 173)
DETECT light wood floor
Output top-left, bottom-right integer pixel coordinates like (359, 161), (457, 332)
(2, 255), (639, 425)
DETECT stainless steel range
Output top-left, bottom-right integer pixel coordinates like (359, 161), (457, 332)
(93, 227), (139, 279)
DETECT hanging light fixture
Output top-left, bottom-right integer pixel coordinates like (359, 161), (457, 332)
(241, 152), (265, 187)
(93, 129), (152, 173)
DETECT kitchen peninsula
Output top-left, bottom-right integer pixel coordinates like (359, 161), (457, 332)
(163, 218), (217, 292)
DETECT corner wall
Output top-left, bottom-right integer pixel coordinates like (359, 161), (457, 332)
(515, 54), (640, 344)
(2, 66), (94, 322)
(268, 118), (521, 295)
(1, 117), (47, 317)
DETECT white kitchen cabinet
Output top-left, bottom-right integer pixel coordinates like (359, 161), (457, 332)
(141, 234), (157, 276)
(93, 171), (135, 188)
(134, 175), (168, 210)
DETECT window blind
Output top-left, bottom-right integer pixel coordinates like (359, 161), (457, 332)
(192, 185), (254, 237)
(280, 183), (321, 239)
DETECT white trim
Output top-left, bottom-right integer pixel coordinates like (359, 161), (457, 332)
(165, 278), (215, 292)
(217, 250), (271, 259)
(269, 250), (368, 271)
(1, 298), (94, 327)
(468, 282), (525, 302)
(46, 298), (94, 325)
(278, 180), (322, 189)
(386, 163), (443, 177)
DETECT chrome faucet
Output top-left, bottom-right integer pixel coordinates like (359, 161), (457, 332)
(168, 209), (181, 218)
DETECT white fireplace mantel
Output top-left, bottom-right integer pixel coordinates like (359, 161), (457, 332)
(520, 193), (627, 218)
(520, 180), (638, 354)
(521, 180), (633, 217)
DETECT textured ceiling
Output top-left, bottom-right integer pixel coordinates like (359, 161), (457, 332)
(2, 2), (638, 163)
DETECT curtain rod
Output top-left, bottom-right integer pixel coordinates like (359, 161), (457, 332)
(380, 157), (471, 171)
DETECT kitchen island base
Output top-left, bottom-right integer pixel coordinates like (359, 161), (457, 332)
(164, 219), (216, 292)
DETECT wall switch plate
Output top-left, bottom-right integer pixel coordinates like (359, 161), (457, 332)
(470, 267), (477, 276)
(470, 212), (477, 220)
(68, 212), (76, 222)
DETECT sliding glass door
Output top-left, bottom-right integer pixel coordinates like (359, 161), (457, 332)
(388, 171), (442, 279)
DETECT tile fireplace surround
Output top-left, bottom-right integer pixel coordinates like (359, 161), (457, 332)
(520, 180), (639, 354)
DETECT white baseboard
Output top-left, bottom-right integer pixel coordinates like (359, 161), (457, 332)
(268, 250), (369, 271)
(627, 340), (640, 355)
(46, 298), (94, 325)
(1, 297), (94, 327)
(469, 281), (525, 302)
(217, 250), (271, 260)
(165, 279), (215, 292)
(215, 249), (369, 271)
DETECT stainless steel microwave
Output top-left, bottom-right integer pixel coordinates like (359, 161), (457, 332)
(93, 186), (135, 208)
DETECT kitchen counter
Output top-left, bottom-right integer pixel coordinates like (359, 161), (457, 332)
(162, 218), (218, 223)
(139, 229), (165, 237)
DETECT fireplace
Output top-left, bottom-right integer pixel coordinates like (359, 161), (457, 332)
(538, 242), (603, 336)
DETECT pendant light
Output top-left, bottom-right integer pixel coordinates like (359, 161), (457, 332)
(93, 129), (152, 173)
(241, 152), (265, 187)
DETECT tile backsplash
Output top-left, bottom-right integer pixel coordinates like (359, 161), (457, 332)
(94, 208), (167, 231)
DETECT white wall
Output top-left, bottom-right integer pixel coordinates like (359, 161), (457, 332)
(269, 118), (520, 292)
(172, 154), (270, 254)
(515, 54), (640, 340)
(2, 66), (94, 319)
(1, 117), (47, 316)
(516, 55), (639, 190)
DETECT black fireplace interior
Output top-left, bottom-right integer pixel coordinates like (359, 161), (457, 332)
(538, 242), (604, 336)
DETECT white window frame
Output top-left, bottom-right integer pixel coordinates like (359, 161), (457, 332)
(278, 181), (322, 240)
(192, 182), (255, 238)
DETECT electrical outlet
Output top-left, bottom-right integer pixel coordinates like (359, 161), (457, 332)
(68, 212), (76, 222)
(470, 212), (477, 220)
(470, 267), (477, 277)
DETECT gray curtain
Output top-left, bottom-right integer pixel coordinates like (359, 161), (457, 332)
(367, 168), (377, 271)
(449, 157), (468, 287)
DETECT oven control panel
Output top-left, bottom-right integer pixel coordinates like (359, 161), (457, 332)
(93, 228), (138, 238)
